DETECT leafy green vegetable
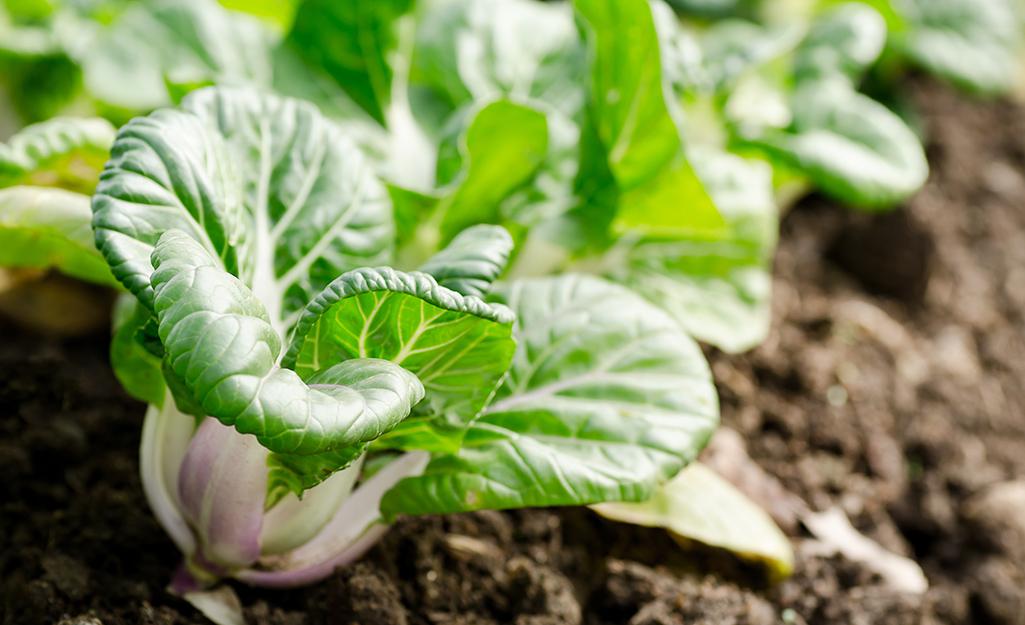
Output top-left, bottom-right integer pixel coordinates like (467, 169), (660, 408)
(576, 0), (722, 241)
(592, 461), (794, 580)
(286, 0), (415, 124)
(413, 0), (586, 114)
(0, 185), (117, 285)
(607, 149), (777, 352)
(0, 116), (115, 192)
(437, 100), (548, 242)
(737, 76), (928, 209)
(794, 2), (887, 82)
(576, 0), (680, 191)
(282, 264), (516, 452)
(80, 0), (276, 111)
(694, 4), (929, 209)
(893, 0), (1021, 94)
(9, 0), (1014, 603)
(416, 224), (514, 298)
(381, 274), (719, 518)
(699, 19), (805, 92)
(92, 86), (393, 333)
(110, 294), (166, 407)
(151, 229), (425, 456)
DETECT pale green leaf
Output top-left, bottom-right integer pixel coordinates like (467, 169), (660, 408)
(218, 0), (300, 31)
(794, 3), (887, 82)
(413, 0), (586, 115)
(608, 149), (777, 353)
(895, 0), (1021, 95)
(438, 100), (548, 242)
(81, 0), (276, 111)
(0, 116), (115, 193)
(737, 78), (928, 209)
(700, 19), (805, 93)
(0, 185), (118, 285)
(592, 462), (794, 580)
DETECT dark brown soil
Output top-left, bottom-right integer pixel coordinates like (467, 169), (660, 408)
(4, 79), (1025, 625)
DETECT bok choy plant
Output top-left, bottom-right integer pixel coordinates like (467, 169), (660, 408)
(0, 0), (827, 612)
(89, 85), (720, 593)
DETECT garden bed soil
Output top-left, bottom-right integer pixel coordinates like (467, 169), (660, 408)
(4, 78), (1025, 625)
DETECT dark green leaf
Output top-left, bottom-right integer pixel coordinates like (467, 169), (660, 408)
(286, 0), (414, 124)
(110, 295), (166, 407)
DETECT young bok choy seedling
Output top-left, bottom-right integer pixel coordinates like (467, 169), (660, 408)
(88, 86), (722, 594)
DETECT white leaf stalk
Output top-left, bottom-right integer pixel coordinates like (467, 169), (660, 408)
(140, 389), (429, 593)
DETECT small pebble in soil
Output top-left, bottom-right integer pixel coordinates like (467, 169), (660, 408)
(826, 385), (848, 407)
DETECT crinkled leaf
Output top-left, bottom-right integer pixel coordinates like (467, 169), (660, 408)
(736, 78), (928, 209)
(151, 229), (424, 459)
(81, 0), (276, 111)
(437, 100), (548, 243)
(0, 185), (118, 285)
(592, 462), (794, 581)
(895, 0), (1021, 95)
(92, 86), (394, 338)
(282, 266), (516, 452)
(286, 0), (415, 124)
(0, 116), (115, 193)
(413, 0), (586, 115)
(380, 274), (719, 518)
(608, 149), (776, 353)
(417, 225), (514, 298)
(794, 3), (887, 83)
